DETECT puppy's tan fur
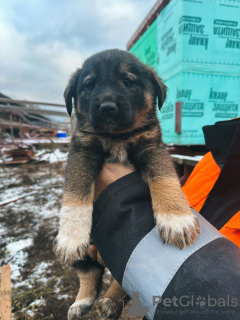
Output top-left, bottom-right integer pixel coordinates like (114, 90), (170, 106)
(54, 49), (200, 319)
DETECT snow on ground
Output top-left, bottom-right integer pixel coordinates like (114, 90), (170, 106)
(0, 148), (136, 320)
(0, 152), (73, 319)
(6, 239), (33, 255)
(6, 238), (33, 280)
(0, 160), (65, 283)
(35, 148), (68, 163)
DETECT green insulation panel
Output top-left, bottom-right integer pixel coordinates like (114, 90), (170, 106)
(129, 19), (158, 70)
(157, 0), (240, 76)
(158, 72), (240, 145)
(128, 0), (240, 145)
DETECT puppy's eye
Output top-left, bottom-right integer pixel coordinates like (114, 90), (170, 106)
(123, 78), (132, 87)
(85, 80), (95, 90)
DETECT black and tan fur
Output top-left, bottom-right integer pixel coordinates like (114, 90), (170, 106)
(54, 49), (200, 319)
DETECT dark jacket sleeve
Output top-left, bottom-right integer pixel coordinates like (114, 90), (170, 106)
(92, 172), (240, 320)
(201, 118), (240, 229)
(92, 172), (155, 284)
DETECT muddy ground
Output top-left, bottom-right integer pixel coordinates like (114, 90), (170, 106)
(0, 150), (141, 320)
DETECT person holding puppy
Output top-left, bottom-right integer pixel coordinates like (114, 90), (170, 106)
(90, 160), (240, 320)
(89, 117), (240, 319)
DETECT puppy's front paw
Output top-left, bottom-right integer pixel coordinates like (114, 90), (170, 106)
(95, 297), (120, 319)
(68, 298), (94, 320)
(54, 205), (92, 265)
(156, 212), (201, 249)
(54, 232), (90, 265)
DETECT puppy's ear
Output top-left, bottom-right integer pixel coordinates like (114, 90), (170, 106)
(150, 68), (167, 110)
(64, 69), (81, 117)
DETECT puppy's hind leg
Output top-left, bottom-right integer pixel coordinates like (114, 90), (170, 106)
(68, 257), (104, 320)
(95, 279), (129, 319)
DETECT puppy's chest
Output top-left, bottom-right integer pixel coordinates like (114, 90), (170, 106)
(103, 141), (133, 167)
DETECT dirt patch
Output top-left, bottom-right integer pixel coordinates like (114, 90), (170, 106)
(0, 157), (141, 320)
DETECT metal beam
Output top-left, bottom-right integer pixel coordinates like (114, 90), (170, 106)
(0, 105), (67, 116)
(0, 121), (67, 131)
(0, 98), (65, 107)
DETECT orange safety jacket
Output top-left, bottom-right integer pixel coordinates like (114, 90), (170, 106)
(182, 118), (240, 248)
(183, 152), (240, 247)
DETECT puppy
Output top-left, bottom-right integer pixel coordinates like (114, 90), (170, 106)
(54, 49), (200, 319)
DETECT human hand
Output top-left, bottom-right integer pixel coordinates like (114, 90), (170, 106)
(93, 163), (134, 202)
(89, 163), (134, 265)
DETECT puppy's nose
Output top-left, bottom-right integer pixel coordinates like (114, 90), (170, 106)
(99, 102), (117, 115)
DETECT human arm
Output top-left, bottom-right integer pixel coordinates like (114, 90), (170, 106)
(90, 164), (240, 320)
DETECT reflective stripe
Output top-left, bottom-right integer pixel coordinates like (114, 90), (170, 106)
(122, 210), (224, 320)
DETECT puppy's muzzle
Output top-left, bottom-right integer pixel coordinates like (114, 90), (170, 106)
(99, 102), (117, 116)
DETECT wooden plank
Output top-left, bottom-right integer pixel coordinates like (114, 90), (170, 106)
(0, 265), (12, 320)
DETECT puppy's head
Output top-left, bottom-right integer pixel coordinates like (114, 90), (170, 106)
(64, 49), (166, 133)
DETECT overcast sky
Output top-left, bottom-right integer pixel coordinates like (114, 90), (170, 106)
(0, 0), (156, 104)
